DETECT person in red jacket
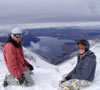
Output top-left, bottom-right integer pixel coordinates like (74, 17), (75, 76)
(3, 28), (34, 87)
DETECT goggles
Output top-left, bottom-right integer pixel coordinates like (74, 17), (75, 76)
(14, 34), (22, 38)
(77, 44), (85, 49)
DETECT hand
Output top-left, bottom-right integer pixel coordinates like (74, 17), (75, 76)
(18, 76), (25, 85)
(59, 80), (66, 85)
(62, 74), (68, 81)
(28, 64), (34, 71)
(65, 75), (71, 81)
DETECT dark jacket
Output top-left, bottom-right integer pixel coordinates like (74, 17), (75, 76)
(68, 50), (96, 82)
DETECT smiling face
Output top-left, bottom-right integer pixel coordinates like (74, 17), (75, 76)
(78, 48), (85, 54)
(13, 36), (21, 43)
(77, 44), (85, 54)
(12, 34), (22, 43)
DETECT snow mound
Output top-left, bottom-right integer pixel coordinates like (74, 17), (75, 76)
(0, 40), (100, 90)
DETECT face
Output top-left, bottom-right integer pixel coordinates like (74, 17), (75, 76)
(77, 44), (85, 54)
(13, 36), (21, 43)
(78, 48), (85, 54)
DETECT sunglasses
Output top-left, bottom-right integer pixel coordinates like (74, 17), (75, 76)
(77, 44), (85, 49)
(14, 34), (22, 38)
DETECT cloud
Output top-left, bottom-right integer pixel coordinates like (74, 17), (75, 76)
(28, 42), (49, 53)
(0, 0), (100, 24)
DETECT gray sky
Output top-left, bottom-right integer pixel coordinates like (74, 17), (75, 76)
(0, 0), (100, 25)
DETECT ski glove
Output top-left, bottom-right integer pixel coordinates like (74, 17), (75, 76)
(28, 64), (34, 71)
(18, 76), (25, 85)
(65, 75), (72, 81)
(60, 75), (72, 84)
(59, 80), (66, 84)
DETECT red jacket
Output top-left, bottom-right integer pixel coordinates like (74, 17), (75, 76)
(3, 38), (29, 78)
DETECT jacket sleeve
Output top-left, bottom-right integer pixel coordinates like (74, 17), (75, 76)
(71, 57), (95, 80)
(4, 44), (22, 78)
(68, 68), (76, 77)
(24, 59), (30, 66)
(68, 57), (79, 77)
(68, 63), (78, 77)
(21, 47), (30, 66)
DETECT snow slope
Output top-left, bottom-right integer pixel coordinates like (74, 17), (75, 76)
(0, 40), (100, 90)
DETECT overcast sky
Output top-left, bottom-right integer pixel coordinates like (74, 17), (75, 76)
(0, 0), (100, 25)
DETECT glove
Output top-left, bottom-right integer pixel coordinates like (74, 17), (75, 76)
(62, 74), (68, 81)
(18, 76), (25, 85)
(59, 80), (66, 84)
(65, 75), (72, 81)
(27, 64), (34, 71)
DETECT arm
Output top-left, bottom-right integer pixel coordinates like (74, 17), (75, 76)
(20, 47), (30, 66)
(21, 47), (34, 70)
(72, 57), (95, 80)
(24, 59), (30, 66)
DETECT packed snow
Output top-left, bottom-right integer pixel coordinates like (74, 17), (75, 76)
(0, 40), (100, 90)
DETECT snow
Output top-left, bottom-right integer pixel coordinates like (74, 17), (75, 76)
(0, 40), (100, 90)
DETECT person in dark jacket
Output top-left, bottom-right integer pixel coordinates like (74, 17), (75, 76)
(3, 28), (34, 87)
(59, 39), (97, 90)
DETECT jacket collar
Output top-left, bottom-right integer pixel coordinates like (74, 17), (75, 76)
(6, 36), (21, 48)
(78, 50), (96, 62)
